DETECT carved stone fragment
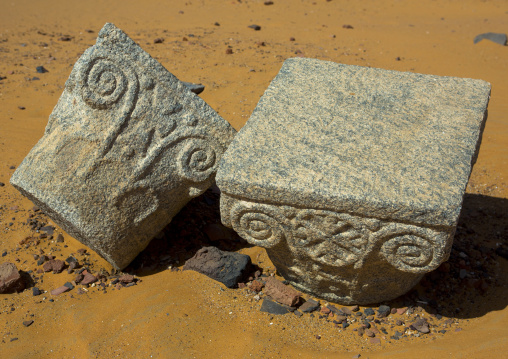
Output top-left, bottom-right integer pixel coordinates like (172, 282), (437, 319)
(10, 23), (236, 269)
(216, 58), (490, 304)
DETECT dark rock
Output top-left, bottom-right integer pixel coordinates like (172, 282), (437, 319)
(343, 24), (354, 29)
(153, 38), (164, 44)
(182, 81), (205, 95)
(299, 298), (320, 313)
(351, 305), (359, 312)
(474, 32), (507, 46)
(342, 322), (350, 329)
(293, 310), (303, 317)
(36, 256), (46, 266)
(0, 262), (25, 293)
(264, 1), (274, 5)
(225, 48), (233, 54)
(248, 24), (261, 31)
(65, 256), (78, 264)
(377, 305), (391, 317)
(18, 106), (26, 110)
(32, 287), (41, 296)
(183, 246), (251, 288)
(0, 182), (4, 187)
(364, 308), (375, 316)
(264, 277), (300, 306)
(23, 320), (34, 327)
(36, 66), (48, 73)
(56, 234), (64, 243)
(260, 297), (291, 315)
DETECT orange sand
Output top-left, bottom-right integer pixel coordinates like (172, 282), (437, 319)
(1, 0), (507, 358)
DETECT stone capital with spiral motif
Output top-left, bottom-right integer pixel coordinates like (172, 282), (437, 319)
(10, 23), (236, 270)
(216, 58), (490, 304)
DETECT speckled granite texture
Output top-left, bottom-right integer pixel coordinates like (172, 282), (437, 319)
(217, 58), (490, 304)
(10, 23), (236, 270)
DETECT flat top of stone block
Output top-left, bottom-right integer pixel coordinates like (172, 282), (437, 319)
(217, 58), (490, 227)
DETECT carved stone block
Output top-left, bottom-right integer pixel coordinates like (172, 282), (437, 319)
(10, 23), (236, 269)
(216, 58), (490, 304)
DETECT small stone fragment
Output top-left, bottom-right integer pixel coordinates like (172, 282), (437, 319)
(260, 297), (292, 315)
(0, 262), (25, 293)
(182, 81), (205, 95)
(118, 274), (135, 283)
(183, 246), (251, 288)
(299, 298), (320, 313)
(56, 234), (64, 243)
(225, 48), (233, 54)
(51, 285), (70, 295)
(250, 280), (264, 292)
(248, 24), (261, 31)
(36, 66), (48, 73)
(23, 320), (34, 327)
(377, 305), (391, 318)
(263, 277), (300, 306)
(80, 271), (97, 285)
(153, 38), (164, 44)
(411, 318), (430, 334)
(32, 287), (41, 296)
(341, 306), (353, 315)
(473, 32), (507, 46)
(364, 308), (375, 316)
(396, 307), (408, 315)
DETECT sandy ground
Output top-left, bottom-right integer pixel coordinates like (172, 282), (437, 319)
(0, 0), (507, 358)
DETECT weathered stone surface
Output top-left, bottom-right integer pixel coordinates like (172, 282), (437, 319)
(183, 246), (251, 288)
(217, 58), (490, 304)
(10, 23), (236, 270)
(0, 262), (25, 293)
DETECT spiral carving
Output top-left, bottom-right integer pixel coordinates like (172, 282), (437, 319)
(380, 233), (436, 273)
(176, 139), (217, 182)
(80, 56), (138, 110)
(230, 202), (287, 248)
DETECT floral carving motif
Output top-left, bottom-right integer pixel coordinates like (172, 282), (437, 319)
(226, 197), (448, 273)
